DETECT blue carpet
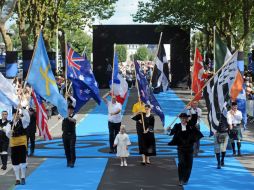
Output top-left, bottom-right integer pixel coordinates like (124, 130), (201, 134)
(182, 157), (254, 190)
(33, 134), (254, 158)
(15, 158), (108, 190)
(155, 89), (209, 135)
(76, 92), (129, 136)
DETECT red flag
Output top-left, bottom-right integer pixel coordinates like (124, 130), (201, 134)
(31, 90), (52, 140)
(192, 48), (205, 100)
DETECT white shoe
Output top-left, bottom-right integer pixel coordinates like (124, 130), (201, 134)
(124, 161), (127, 166)
(120, 162), (123, 167)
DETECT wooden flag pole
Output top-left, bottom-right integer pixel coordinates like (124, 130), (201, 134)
(167, 50), (239, 129)
(150, 32), (163, 86)
(65, 36), (68, 100)
(133, 61), (146, 132)
(213, 26), (216, 73)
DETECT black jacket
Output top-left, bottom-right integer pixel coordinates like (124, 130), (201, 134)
(168, 117), (204, 148)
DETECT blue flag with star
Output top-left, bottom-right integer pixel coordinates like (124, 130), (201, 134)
(27, 32), (67, 117)
(134, 61), (165, 126)
(67, 46), (101, 112)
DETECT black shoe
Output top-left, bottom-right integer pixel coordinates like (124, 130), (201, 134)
(217, 164), (221, 169)
(141, 161), (146, 166)
(70, 164), (74, 168)
(221, 161), (224, 167)
(183, 181), (188, 185)
(1, 165), (7, 170)
(15, 180), (21, 185)
(109, 149), (114, 154)
(21, 178), (26, 185)
(67, 163), (71, 167)
(179, 181), (183, 186)
(29, 152), (34, 157)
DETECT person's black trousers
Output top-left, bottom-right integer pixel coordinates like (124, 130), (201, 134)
(27, 133), (35, 154)
(108, 122), (121, 151)
(62, 134), (76, 165)
(177, 147), (194, 183)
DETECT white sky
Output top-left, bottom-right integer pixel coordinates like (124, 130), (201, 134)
(94, 0), (150, 25)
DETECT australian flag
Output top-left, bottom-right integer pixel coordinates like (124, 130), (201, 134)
(66, 45), (101, 113)
(134, 61), (165, 126)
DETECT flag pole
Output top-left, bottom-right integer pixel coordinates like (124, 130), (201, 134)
(133, 61), (146, 132)
(111, 44), (116, 101)
(213, 26), (216, 73)
(65, 35), (68, 99)
(56, 24), (59, 73)
(167, 50), (239, 129)
(150, 32), (163, 86)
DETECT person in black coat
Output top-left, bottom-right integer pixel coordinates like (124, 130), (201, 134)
(27, 108), (37, 156)
(167, 113), (203, 186)
(0, 111), (10, 170)
(131, 104), (156, 165)
(62, 105), (77, 168)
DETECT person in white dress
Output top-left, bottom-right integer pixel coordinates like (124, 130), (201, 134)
(113, 125), (131, 167)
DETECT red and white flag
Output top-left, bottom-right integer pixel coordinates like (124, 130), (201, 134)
(31, 90), (52, 140)
(109, 52), (128, 104)
(192, 48), (205, 100)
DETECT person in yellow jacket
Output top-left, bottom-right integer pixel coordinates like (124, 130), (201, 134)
(132, 98), (146, 162)
(5, 108), (30, 186)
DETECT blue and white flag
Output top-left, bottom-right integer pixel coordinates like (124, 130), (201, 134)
(134, 61), (165, 126)
(0, 72), (19, 107)
(27, 32), (67, 117)
(109, 52), (128, 104)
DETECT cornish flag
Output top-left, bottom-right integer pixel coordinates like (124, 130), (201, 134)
(151, 44), (170, 93)
(203, 51), (243, 131)
(109, 52), (128, 104)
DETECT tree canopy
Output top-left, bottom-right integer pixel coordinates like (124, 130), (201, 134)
(134, 0), (254, 51)
(134, 46), (149, 61)
(115, 45), (127, 63)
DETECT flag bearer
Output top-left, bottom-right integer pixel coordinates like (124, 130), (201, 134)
(0, 111), (10, 170)
(5, 108), (30, 185)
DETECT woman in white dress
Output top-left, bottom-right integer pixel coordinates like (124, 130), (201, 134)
(114, 125), (131, 166)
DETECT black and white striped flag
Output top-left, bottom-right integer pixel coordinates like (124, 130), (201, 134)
(151, 44), (170, 93)
(203, 51), (239, 131)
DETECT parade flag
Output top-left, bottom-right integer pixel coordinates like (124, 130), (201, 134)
(71, 79), (101, 113)
(134, 61), (165, 126)
(109, 52), (128, 104)
(27, 32), (67, 117)
(31, 90), (52, 140)
(151, 44), (169, 93)
(214, 32), (232, 71)
(192, 48), (205, 100)
(66, 45), (101, 112)
(203, 52), (241, 130)
(66, 44), (85, 79)
(0, 72), (19, 107)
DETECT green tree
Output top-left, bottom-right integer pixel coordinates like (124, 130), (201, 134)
(0, 0), (17, 51)
(66, 29), (92, 61)
(15, 0), (117, 51)
(134, 0), (254, 51)
(115, 45), (127, 62)
(148, 53), (155, 61)
(134, 46), (149, 61)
